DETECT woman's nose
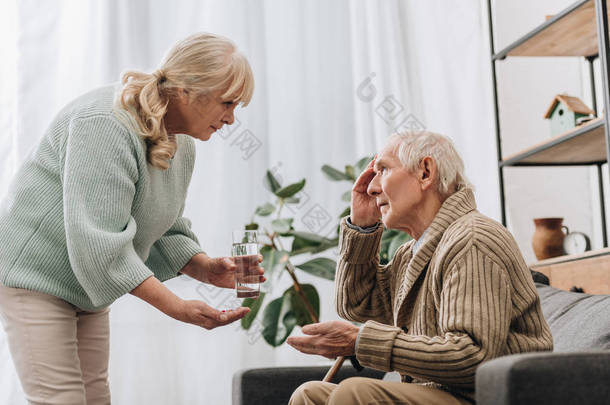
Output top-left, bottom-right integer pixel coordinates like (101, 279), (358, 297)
(223, 106), (236, 125)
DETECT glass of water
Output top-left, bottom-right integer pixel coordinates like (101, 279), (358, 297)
(232, 230), (260, 299)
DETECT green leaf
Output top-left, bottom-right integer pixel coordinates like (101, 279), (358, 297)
(255, 203), (275, 217)
(341, 191), (352, 202)
(241, 292), (266, 330)
(321, 165), (352, 181)
(289, 245), (318, 256)
(355, 156), (374, 173)
(291, 231), (330, 245)
(271, 218), (293, 234)
(388, 232), (411, 260)
(338, 206), (350, 219)
(344, 165), (356, 181)
(290, 232), (333, 254)
(245, 223), (259, 230)
(275, 179), (306, 198)
(290, 235), (320, 256)
(290, 233), (338, 256)
(261, 297), (286, 346)
(260, 245), (290, 280)
(284, 197), (300, 204)
(295, 258), (336, 281)
(380, 229), (400, 265)
(260, 284), (320, 346)
(278, 302), (298, 340)
(287, 284), (320, 326)
(264, 170), (282, 193)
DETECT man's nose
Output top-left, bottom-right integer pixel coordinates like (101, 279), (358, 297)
(367, 174), (381, 196)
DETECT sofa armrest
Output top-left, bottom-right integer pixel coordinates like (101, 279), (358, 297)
(476, 351), (610, 405)
(232, 365), (385, 405)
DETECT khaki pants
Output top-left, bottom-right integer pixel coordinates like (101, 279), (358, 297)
(289, 377), (473, 405)
(0, 285), (111, 405)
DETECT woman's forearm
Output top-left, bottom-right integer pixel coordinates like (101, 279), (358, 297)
(130, 276), (184, 320)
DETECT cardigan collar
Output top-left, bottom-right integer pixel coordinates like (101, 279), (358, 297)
(393, 187), (477, 324)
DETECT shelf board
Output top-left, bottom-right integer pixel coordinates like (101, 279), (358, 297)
(494, 0), (607, 59)
(500, 117), (607, 166)
(529, 247), (610, 268)
(529, 248), (610, 295)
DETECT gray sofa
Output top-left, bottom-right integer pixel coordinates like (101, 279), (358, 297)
(233, 281), (610, 405)
(232, 364), (384, 405)
(476, 282), (610, 405)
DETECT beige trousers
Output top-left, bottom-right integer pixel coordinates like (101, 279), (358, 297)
(0, 285), (111, 405)
(289, 377), (473, 405)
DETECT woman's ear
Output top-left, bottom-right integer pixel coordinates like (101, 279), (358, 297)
(175, 88), (190, 105)
(419, 157), (436, 190)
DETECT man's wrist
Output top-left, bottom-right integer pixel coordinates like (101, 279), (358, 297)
(354, 324), (364, 353)
(346, 217), (380, 233)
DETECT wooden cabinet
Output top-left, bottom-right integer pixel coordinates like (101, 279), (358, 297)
(530, 248), (610, 294)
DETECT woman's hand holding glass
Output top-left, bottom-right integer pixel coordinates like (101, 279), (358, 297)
(184, 253), (265, 289)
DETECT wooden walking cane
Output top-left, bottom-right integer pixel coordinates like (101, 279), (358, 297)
(323, 356), (346, 382)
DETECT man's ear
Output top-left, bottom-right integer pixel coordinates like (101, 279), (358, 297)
(418, 157), (436, 190)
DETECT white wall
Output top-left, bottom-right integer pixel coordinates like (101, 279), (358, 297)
(492, 0), (608, 263)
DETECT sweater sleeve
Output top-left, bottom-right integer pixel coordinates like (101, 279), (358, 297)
(355, 244), (512, 388)
(62, 115), (153, 307)
(334, 217), (396, 325)
(145, 204), (204, 282)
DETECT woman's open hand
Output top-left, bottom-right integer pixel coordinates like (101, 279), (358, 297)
(130, 276), (249, 330)
(177, 300), (250, 330)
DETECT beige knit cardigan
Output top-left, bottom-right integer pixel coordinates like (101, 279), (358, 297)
(336, 187), (553, 399)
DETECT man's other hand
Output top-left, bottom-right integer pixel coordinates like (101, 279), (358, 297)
(287, 320), (359, 359)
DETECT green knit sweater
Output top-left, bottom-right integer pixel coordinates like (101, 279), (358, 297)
(0, 86), (204, 311)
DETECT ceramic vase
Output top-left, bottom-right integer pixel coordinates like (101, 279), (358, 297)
(532, 217), (567, 260)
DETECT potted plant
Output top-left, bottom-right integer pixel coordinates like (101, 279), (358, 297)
(240, 157), (411, 347)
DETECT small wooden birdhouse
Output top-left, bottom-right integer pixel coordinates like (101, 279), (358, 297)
(544, 94), (595, 136)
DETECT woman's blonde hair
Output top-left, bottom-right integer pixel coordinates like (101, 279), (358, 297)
(388, 130), (472, 198)
(115, 33), (254, 169)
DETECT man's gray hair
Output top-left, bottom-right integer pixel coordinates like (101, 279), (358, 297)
(388, 130), (472, 198)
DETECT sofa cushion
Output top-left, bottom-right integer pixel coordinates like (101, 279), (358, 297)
(232, 366), (385, 405)
(536, 283), (610, 352)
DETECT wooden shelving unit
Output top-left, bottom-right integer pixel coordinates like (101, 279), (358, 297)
(501, 117), (606, 166)
(488, 0), (610, 292)
(494, 0), (607, 59)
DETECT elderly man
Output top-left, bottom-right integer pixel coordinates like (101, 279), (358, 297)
(287, 131), (553, 405)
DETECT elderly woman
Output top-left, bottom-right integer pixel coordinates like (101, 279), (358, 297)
(0, 33), (264, 405)
(287, 131), (553, 405)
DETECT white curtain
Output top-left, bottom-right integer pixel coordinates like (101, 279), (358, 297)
(0, 1), (497, 403)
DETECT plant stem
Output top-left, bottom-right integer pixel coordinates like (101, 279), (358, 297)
(276, 199), (285, 220)
(284, 260), (319, 323)
(269, 238), (319, 324)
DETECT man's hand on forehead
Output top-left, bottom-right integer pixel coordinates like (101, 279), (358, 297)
(370, 155), (378, 172)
